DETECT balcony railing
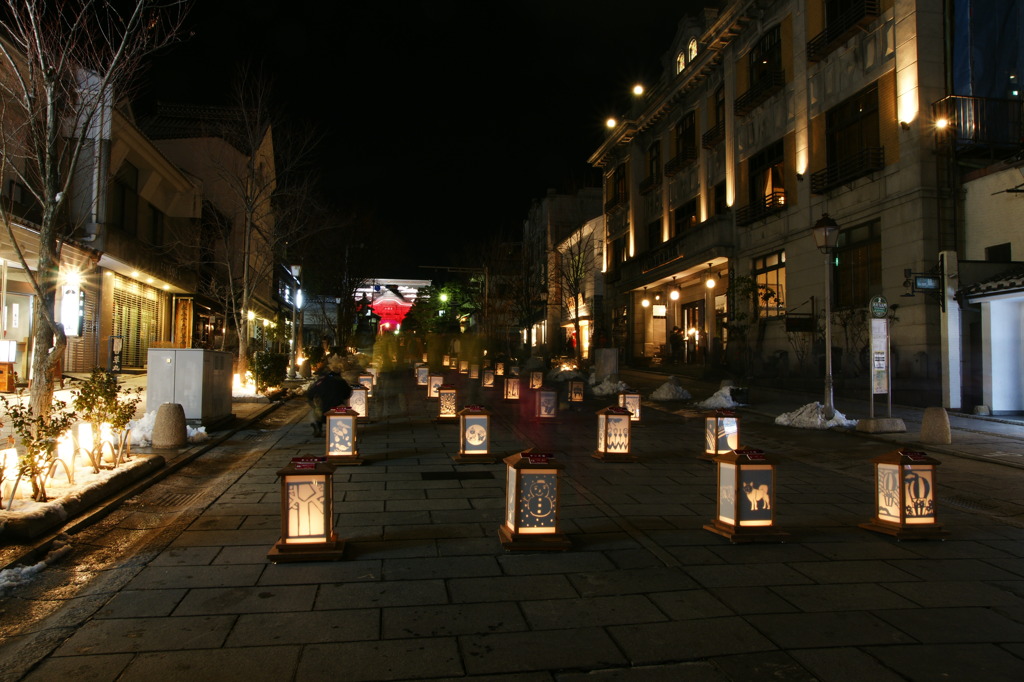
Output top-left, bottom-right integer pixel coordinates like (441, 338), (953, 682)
(810, 147), (885, 194)
(638, 216), (732, 274)
(734, 70), (785, 117)
(736, 189), (787, 226)
(931, 95), (1024, 154)
(664, 145), (698, 177)
(638, 174), (660, 195)
(807, 1), (881, 63)
(604, 193), (627, 213)
(702, 121), (725, 149)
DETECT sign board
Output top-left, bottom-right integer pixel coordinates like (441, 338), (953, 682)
(869, 296), (888, 319)
(870, 317), (888, 394)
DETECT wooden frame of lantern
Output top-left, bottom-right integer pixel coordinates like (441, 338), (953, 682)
(482, 368), (495, 388)
(498, 451), (570, 550)
(593, 406), (637, 462)
(436, 384), (459, 423)
(704, 449), (788, 543)
(860, 448), (948, 540)
(533, 387), (559, 423)
(325, 407), (362, 465)
(503, 376), (520, 401)
(618, 390), (642, 423)
(415, 364), (429, 386)
(702, 410), (740, 461)
(454, 405), (495, 463)
(427, 374), (444, 400)
(358, 372), (374, 397)
(529, 371), (544, 390)
(348, 384), (370, 422)
(267, 457), (345, 562)
(567, 379), (585, 404)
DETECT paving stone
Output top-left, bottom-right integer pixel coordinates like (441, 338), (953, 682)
(647, 589), (735, 620)
(498, 551), (616, 575)
(226, 608), (379, 646)
(789, 647), (907, 682)
(745, 611), (917, 649)
(149, 546), (221, 567)
(710, 650), (816, 681)
(885, 558), (1024, 582)
(684, 563), (813, 589)
(121, 645), (301, 681)
(259, 559), (382, 585)
(873, 606), (1024, 643)
(174, 585), (317, 616)
(382, 555), (499, 580)
(212, 545), (274, 565)
(170, 529), (278, 547)
(770, 583), (917, 611)
(556, 661), (728, 681)
(315, 579), (449, 609)
(461, 627), (627, 676)
(53, 615), (234, 655)
(297, 637), (462, 681)
(520, 594), (666, 629)
(609, 617), (775, 663)
(884, 580), (1024, 608)
(95, 589), (187, 619)
(188, 515), (243, 531)
(569, 567), (696, 596)
(448, 575), (578, 603)
(125, 564), (264, 590)
(22, 653), (134, 682)
(865, 643), (1024, 680)
(382, 601), (526, 638)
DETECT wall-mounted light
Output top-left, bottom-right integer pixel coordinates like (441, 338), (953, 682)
(899, 120), (911, 131)
(935, 118), (950, 130)
(606, 117), (617, 129)
(669, 276), (680, 301)
(632, 84), (645, 96)
(641, 288), (650, 308)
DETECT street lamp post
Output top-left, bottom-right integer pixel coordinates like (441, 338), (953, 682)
(811, 214), (840, 420)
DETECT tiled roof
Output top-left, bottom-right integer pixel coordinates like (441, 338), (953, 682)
(961, 266), (1024, 299)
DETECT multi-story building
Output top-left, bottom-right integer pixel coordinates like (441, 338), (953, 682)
(522, 188), (602, 359)
(590, 1), (950, 404)
(555, 215), (606, 362)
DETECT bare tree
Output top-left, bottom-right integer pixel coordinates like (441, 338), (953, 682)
(0, 0), (183, 421)
(553, 228), (598, 366)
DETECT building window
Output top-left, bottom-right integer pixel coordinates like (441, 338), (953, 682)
(713, 180), (728, 216)
(688, 38), (698, 62)
(986, 243), (1012, 261)
(673, 198), (698, 236)
(813, 83), (884, 193)
(141, 203), (165, 246)
(753, 251), (786, 317)
(676, 51), (686, 74)
(647, 141), (661, 182)
(835, 219), (881, 309)
(749, 25), (782, 83)
(647, 219), (662, 250)
(110, 162), (139, 237)
(606, 163), (628, 210)
(740, 139), (786, 225)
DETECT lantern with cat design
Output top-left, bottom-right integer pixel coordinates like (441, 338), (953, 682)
(704, 448), (787, 542)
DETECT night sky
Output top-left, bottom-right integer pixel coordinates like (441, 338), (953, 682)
(140, 1), (705, 277)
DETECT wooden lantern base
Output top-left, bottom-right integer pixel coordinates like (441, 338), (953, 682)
(703, 519), (790, 544)
(592, 451), (639, 463)
(326, 453), (364, 466)
(498, 525), (570, 551)
(434, 416), (458, 424)
(859, 520), (948, 540)
(267, 536), (346, 563)
(453, 452), (498, 464)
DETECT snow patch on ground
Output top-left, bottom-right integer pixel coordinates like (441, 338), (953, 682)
(547, 368), (584, 382)
(775, 402), (858, 430)
(129, 411), (209, 447)
(698, 387), (740, 410)
(0, 535), (72, 596)
(590, 377), (629, 397)
(650, 377), (692, 401)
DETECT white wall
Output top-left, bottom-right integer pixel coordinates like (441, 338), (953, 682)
(982, 298), (1024, 412)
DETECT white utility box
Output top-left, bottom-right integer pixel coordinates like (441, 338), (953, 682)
(146, 349), (233, 426)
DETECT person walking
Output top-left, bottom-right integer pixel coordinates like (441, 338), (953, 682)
(306, 362), (352, 437)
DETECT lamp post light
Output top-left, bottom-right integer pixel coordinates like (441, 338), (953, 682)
(811, 213), (841, 420)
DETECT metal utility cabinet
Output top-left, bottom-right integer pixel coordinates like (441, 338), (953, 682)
(146, 349), (233, 426)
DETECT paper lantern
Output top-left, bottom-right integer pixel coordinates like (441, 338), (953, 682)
(454, 405), (494, 463)
(529, 371), (544, 390)
(443, 354), (450, 367)
(618, 389), (642, 422)
(567, 380), (585, 403)
(594, 406), (636, 462)
(437, 384), (459, 422)
(470, 364), (480, 380)
(495, 362), (505, 376)
(482, 368), (495, 388)
(459, 359), (469, 374)
(860, 448), (948, 539)
(326, 407), (361, 464)
(415, 364), (429, 386)
(534, 387), (558, 421)
(703, 448), (788, 543)
(428, 374), (444, 399)
(509, 365), (520, 377)
(703, 410), (739, 460)
(503, 376), (520, 401)
(267, 457), (345, 562)
(498, 451), (570, 550)
(348, 384), (370, 421)
(358, 372), (374, 397)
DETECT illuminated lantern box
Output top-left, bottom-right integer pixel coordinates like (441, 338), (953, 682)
(529, 371), (544, 390)
(358, 372), (374, 397)
(503, 376), (520, 401)
(594, 406), (636, 462)
(567, 380), (585, 403)
(428, 374), (444, 399)
(703, 410), (740, 460)
(422, 353), (428, 363)
(436, 384), (459, 422)
(443, 354), (450, 367)
(469, 364), (480, 380)
(348, 384), (370, 421)
(267, 457), (345, 563)
(703, 448), (788, 543)
(367, 367), (378, 386)
(860, 448), (948, 540)
(449, 355), (459, 369)
(415, 364), (429, 386)
(495, 362), (505, 376)
(618, 389), (642, 423)
(459, 359), (469, 374)
(325, 407), (361, 465)
(498, 451), (570, 550)
(509, 365), (520, 377)
(482, 369), (495, 388)
(454, 405), (495, 463)
(533, 387), (558, 422)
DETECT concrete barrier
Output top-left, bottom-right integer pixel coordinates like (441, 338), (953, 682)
(152, 403), (187, 448)
(920, 407), (952, 444)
